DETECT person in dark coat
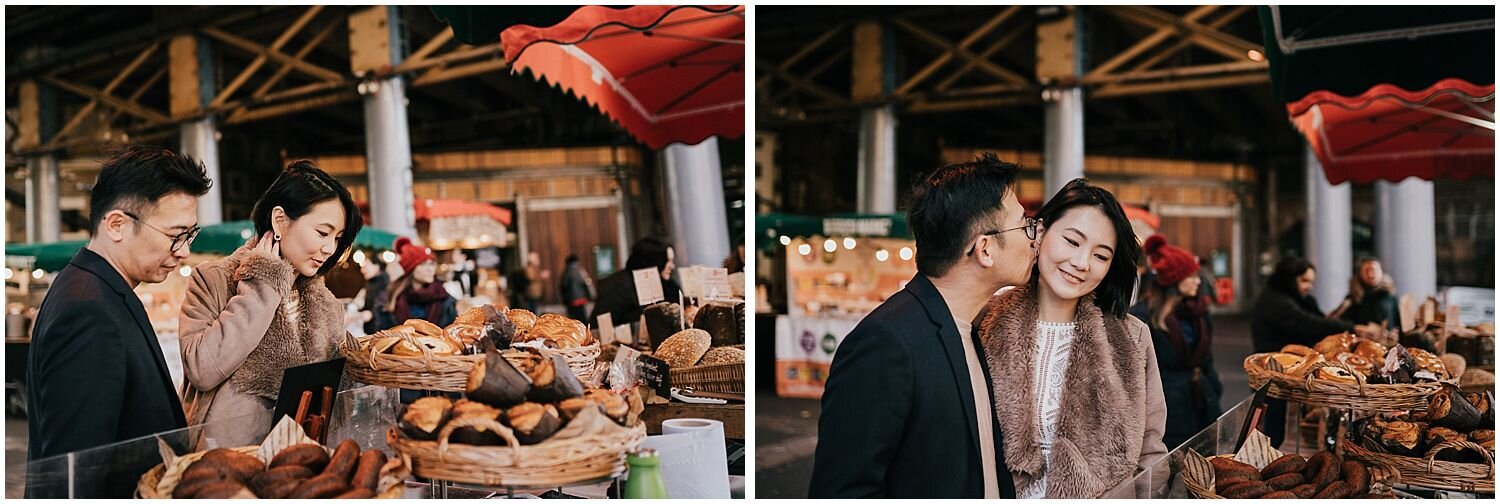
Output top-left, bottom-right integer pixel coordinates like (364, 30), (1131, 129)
(810, 153), (1030, 498)
(1132, 235), (1224, 450)
(1331, 257), (1403, 332)
(559, 254), (595, 323)
(1249, 257), (1380, 446)
(591, 236), (681, 325)
(25, 146), (210, 497)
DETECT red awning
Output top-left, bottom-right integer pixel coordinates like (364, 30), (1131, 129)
(416, 199), (513, 227)
(500, 5), (745, 149)
(1288, 78), (1495, 184)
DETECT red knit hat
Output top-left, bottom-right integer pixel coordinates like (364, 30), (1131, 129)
(1144, 234), (1199, 287)
(393, 237), (435, 275)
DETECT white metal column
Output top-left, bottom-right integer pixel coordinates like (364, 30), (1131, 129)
(664, 137), (731, 268)
(362, 76), (416, 240)
(27, 154), (61, 243)
(856, 105), (897, 213)
(181, 117), (222, 225)
(1043, 87), (1085, 198)
(1305, 144), (1351, 312)
(1374, 178), (1438, 299)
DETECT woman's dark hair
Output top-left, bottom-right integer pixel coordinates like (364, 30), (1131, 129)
(1031, 178), (1143, 318)
(89, 145), (212, 233)
(1267, 256), (1316, 297)
(906, 152), (1022, 277)
(625, 236), (673, 273)
(250, 160), (362, 276)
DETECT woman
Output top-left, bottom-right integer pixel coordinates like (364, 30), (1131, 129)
(1331, 257), (1402, 331)
(1130, 235), (1223, 450)
(559, 254), (595, 322)
(978, 178), (1167, 498)
(1249, 257), (1378, 446)
(384, 237), (455, 327)
(591, 236), (681, 324)
(179, 161), (362, 448)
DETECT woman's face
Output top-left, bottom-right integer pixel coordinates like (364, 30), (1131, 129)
(274, 200), (345, 277)
(662, 247), (676, 280)
(1297, 268), (1317, 297)
(1360, 261), (1383, 288)
(413, 260), (438, 284)
(1036, 206), (1116, 302)
(1177, 274), (1202, 298)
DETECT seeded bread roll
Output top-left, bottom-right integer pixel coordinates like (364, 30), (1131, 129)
(655, 329), (711, 369)
(699, 346), (745, 365)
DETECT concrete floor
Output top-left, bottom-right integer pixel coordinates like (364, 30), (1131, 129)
(754, 314), (1258, 498)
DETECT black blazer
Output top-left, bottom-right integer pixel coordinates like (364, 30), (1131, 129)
(26, 248), (188, 493)
(809, 274), (1013, 498)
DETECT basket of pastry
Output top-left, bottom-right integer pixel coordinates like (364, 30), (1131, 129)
(386, 342), (646, 488)
(510, 312), (602, 385)
(137, 416), (410, 499)
(1245, 333), (1455, 411)
(1177, 429), (1400, 499)
(344, 307), (585, 391)
(1343, 386), (1495, 493)
(658, 328), (745, 395)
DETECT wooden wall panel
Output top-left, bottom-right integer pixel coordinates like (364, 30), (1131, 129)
(524, 206), (619, 305)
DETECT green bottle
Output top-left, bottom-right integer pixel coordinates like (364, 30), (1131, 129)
(623, 448), (669, 499)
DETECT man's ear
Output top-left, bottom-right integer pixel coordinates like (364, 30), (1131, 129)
(975, 235), (997, 268)
(101, 210), (130, 242)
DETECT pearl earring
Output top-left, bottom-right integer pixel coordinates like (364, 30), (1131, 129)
(274, 234), (281, 241)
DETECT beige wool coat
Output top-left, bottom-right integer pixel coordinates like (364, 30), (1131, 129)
(178, 239), (343, 450)
(978, 285), (1170, 498)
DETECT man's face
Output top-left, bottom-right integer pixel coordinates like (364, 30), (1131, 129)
(122, 192), (198, 284)
(972, 190), (1035, 287)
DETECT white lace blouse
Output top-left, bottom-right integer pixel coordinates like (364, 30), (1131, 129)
(1018, 321), (1077, 499)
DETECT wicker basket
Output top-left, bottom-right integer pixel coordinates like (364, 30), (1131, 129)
(386, 412), (646, 488)
(670, 362), (744, 394)
(135, 445), (409, 498)
(1244, 353), (1450, 412)
(343, 334), (600, 392)
(1344, 439), (1495, 493)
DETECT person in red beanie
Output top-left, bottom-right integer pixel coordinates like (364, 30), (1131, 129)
(383, 237), (455, 328)
(1129, 234), (1224, 450)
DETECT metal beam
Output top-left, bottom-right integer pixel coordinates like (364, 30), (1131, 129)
(410, 58), (510, 87)
(757, 23), (847, 90)
(406, 28), (455, 66)
(212, 5), (323, 107)
(890, 17), (1028, 86)
(1080, 61), (1266, 85)
(1088, 5), (1218, 77)
(1105, 6), (1261, 62)
(1124, 6), (1251, 74)
(769, 46), (849, 105)
(250, 16), (341, 99)
(1090, 73), (1269, 99)
(933, 28), (1026, 93)
(201, 26), (343, 82)
(224, 91), (361, 125)
(51, 42), (160, 144)
(895, 6), (1020, 97)
(757, 58), (851, 106)
(906, 94), (1034, 114)
(41, 75), (170, 123)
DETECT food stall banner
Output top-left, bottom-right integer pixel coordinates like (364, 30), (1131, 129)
(4, 239), (88, 272)
(773, 314), (859, 399)
(501, 5), (744, 149)
(191, 221), (403, 256)
(755, 212), (912, 251)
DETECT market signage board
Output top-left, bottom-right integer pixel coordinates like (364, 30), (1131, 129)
(633, 268), (665, 305)
(703, 267), (731, 300)
(823, 217), (892, 236)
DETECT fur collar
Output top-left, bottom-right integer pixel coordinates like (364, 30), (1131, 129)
(222, 240), (342, 399)
(978, 283), (1149, 498)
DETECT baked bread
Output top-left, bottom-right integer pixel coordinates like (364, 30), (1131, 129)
(1270, 353), (1303, 371)
(404, 319), (445, 339)
(1409, 347), (1447, 379)
(644, 303), (684, 351)
(1313, 366), (1359, 384)
(1287, 353), (1326, 378)
(527, 314), (591, 348)
(1315, 333), (1355, 357)
(692, 300), (745, 347)
(1334, 352), (1376, 377)
(454, 306), (489, 327)
(698, 346), (744, 365)
(1352, 339), (1388, 361)
(1280, 344), (1316, 357)
(655, 329), (712, 368)
(390, 334), (462, 356)
(507, 309), (538, 334)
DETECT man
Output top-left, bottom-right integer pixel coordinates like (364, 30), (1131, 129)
(26, 146), (210, 495)
(559, 254), (595, 322)
(810, 153), (1036, 498)
(523, 251), (549, 312)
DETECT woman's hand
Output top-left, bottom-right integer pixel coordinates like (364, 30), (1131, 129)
(256, 231), (281, 259)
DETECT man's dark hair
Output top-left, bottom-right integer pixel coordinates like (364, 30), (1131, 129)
(89, 145), (212, 234)
(1268, 256), (1316, 298)
(625, 236), (673, 273)
(250, 160), (363, 276)
(905, 152), (1021, 277)
(565, 254), (580, 264)
(1030, 178), (1144, 318)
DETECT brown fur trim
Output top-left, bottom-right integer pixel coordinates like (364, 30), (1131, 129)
(978, 284), (1150, 498)
(223, 241), (345, 399)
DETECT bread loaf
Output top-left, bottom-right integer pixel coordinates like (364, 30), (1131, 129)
(655, 329), (712, 368)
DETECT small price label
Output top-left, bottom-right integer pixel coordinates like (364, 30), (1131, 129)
(633, 268), (665, 305)
(636, 353), (672, 397)
(596, 313), (615, 345)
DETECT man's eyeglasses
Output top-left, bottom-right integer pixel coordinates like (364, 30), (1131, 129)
(123, 212), (200, 252)
(967, 216), (1038, 256)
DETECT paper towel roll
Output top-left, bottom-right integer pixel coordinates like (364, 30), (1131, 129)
(640, 418), (730, 498)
